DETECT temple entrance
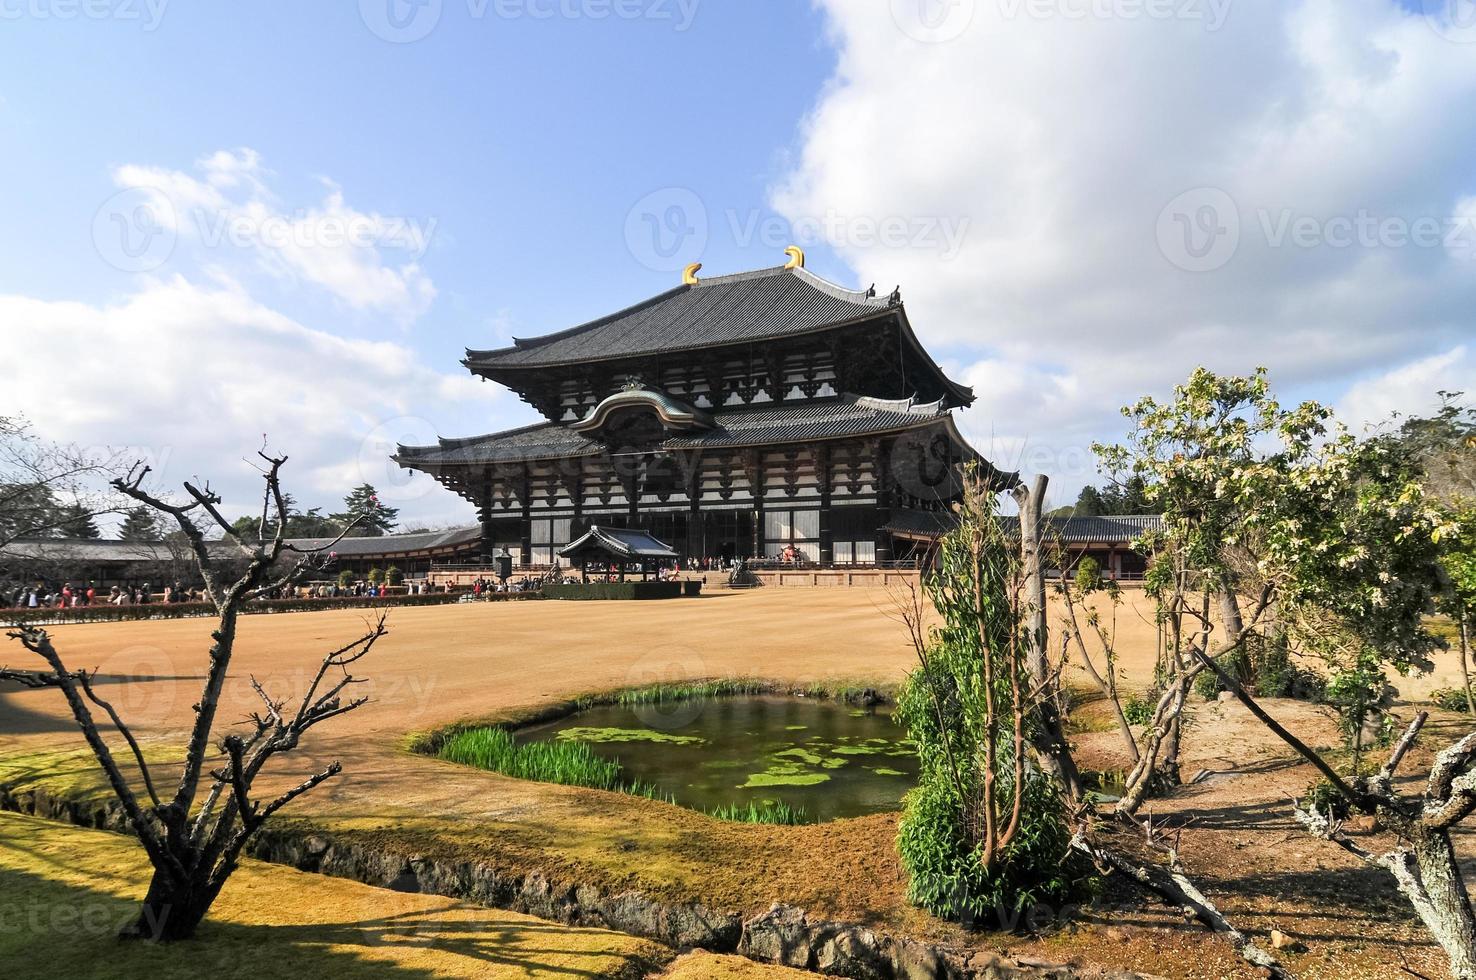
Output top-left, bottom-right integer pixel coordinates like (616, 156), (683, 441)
(696, 510), (753, 564)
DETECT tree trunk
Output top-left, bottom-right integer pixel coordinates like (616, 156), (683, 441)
(1460, 607), (1474, 717)
(1218, 590), (1248, 684)
(1013, 474), (1083, 802)
(1409, 830), (1476, 980)
(119, 866), (213, 942)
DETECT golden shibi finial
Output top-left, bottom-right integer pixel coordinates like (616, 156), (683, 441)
(784, 245), (805, 269)
(683, 262), (702, 285)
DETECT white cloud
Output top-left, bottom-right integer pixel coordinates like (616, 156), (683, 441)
(110, 149), (437, 324)
(779, 0), (1476, 471)
(1338, 345), (1475, 430)
(0, 277), (498, 526)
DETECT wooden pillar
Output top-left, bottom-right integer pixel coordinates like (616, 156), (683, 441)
(518, 464), (533, 567)
(747, 449), (764, 559)
(479, 469), (496, 563)
(872, 438), (893, 563)
(817, 444), (833, 566)
(688, 452), (702, 561)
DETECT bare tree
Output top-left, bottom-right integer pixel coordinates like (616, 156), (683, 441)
(0, 415), (123, 553)
(1200, 649), (1476, 978)
(0, 452), (382, 941)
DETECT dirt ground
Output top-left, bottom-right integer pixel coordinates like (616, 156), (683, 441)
(2, 588), (1472, 978)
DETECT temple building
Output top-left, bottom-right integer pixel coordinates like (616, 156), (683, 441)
(394, 250), (1009, 567)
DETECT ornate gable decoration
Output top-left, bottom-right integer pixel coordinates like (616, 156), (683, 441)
(569, 382), (715, 448)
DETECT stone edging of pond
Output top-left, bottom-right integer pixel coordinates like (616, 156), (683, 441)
(1, 782), (1150, 980)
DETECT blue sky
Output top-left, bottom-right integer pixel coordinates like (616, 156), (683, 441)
(2, 0), (1474, 526)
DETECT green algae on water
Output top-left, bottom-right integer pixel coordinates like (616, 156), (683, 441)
(555, 727), (706, 746)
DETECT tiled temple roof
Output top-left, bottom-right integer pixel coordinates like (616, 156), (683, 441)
(395, 395), (961, 467)
(465, 266), (896, 368)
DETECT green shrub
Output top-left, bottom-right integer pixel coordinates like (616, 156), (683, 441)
(897, 771), (1078, 924)
(1301, 776), (1354, 822)
(1074, 556), (1102, 592)
(1430, 687), (1475, 713)
(366, 567), (384, 585)
(385, 566), (404, 586)
(544, 582), (681, 600)
(1193, 667), (1222, 701)
(337, 569), (355, 588)
(1121, 693), (1153, 726)
(895, 484), (1082, 926)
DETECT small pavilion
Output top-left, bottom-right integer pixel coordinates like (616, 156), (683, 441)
(559, 526), (678, 583)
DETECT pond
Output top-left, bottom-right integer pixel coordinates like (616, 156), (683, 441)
(515, 695), (919, 823)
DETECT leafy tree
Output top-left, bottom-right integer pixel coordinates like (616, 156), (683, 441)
(331, 484), (398, 537)
(367, 566), (384, 585)
(118, 506), (164, 542)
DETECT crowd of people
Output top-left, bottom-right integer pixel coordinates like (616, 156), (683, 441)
(4, 581), (205, 608)
(469, 575), (545, 596)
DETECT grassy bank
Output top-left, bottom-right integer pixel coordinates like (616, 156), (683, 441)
(0, 811), (670, 980)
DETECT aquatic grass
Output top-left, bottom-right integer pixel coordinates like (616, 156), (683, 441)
(705, 800), (809, 825)
(438, 727), (671, 801)
(574, 678), (770, 710)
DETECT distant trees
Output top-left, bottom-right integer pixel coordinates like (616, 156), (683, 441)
(0, 416), (120, 551)
(1053, 476), (1152, 517)
(227, 484), (397, 541)
(118, 506), (164, 542)
(331, 484), (398, 537)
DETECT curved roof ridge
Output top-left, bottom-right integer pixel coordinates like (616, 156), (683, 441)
(465, 283), (693, 361)
(788, 265), (892, 307)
